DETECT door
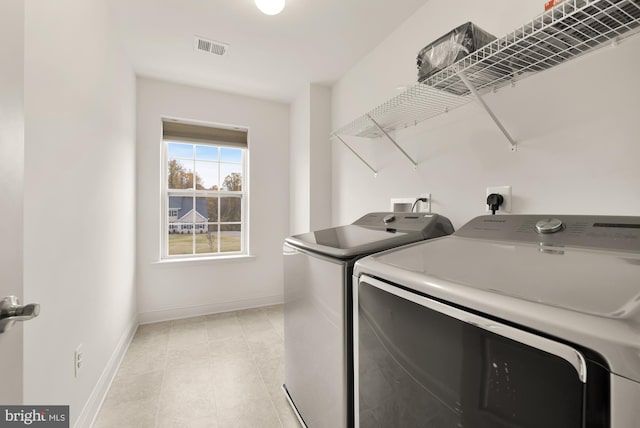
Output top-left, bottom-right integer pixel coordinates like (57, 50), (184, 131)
(0, 0), (25, 405)
(355, 276), (591, 428)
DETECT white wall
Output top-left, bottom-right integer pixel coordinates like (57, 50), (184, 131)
(331, 0), (640, 228)
(290, 89), (311, 234)
(0, 0), (25, 405)
(309, 85), (332, 232)
(23, 0), (137, 425)
(136, 77), (289, 322)
(289, 84), (332, 235)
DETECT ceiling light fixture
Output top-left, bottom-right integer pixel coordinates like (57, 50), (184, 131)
(255, 0), (285, 15)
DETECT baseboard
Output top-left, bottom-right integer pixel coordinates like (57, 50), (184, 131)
(75, 316), (138, 428)
(138, 294), (284, 325)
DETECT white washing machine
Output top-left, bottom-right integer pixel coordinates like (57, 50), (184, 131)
(283, 212), (454, 428)
(353, 214), (640, 428)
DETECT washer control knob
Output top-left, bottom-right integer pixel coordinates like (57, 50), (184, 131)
(383, 214), (396, 224)
(535, 218), (564, 234)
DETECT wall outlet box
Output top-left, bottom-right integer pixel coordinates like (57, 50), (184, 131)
(390, 198), (415, 213)
(486, 186), (512, 213)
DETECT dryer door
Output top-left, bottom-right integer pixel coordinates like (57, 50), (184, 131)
(355, 276), (590, 428)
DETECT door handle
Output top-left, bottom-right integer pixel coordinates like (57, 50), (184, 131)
(0, 296), (40, 333)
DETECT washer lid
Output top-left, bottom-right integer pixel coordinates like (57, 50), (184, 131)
(285, 212), (453, 259)
(286, 225), (418, 259)
(357, 236), (640, 317)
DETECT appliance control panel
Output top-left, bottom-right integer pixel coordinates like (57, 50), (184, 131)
(456, 215), (640, 252)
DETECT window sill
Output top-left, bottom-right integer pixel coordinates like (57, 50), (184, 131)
(152, 254), (256, 266)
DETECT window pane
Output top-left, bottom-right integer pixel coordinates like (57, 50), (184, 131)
(220, 164), (242, 191)
(195, 161), (219, 190)
(196, 224), (219, 254)
(168, 159), (195, 189)
(168, 196), (195, 221)
(196, 197), (218, 222)
(196, 145), (218, 161)
(221, 147), (242, 163)
(220, 196), (241, 222)
(165, 139), (246, 259)
(168, 225), (193, 255)
(221, 224), (241, 252)
(167, 142), (193, 159)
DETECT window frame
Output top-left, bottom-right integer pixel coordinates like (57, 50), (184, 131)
(161, 129), (249, 261)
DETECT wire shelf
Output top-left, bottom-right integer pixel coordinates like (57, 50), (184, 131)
(334, 0), (640, 139)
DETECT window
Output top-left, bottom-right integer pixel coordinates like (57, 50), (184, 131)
(162, 120), (248, 258)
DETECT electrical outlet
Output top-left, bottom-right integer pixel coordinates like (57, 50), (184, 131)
(486, 186), (512, 213)
(74, 344), (83, 378)
(419, 193), (431, 213)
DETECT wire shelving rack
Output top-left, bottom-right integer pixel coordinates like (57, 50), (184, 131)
(332, 0), (640, 173)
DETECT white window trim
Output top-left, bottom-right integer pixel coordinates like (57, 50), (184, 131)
(152, 254), (256, 266)
(160, 136), (249, 261)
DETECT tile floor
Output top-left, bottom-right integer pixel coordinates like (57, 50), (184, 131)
(93, 305), (300, 428)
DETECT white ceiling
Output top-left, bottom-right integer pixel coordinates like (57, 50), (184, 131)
(106, 0), (429, 102)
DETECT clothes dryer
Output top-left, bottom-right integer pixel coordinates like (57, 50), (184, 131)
(353, 215), (640, 427)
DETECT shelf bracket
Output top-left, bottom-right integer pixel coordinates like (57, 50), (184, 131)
(458, 72), (518, 152)
(334, 134), (378, 176)
(366, 114), (418, 168)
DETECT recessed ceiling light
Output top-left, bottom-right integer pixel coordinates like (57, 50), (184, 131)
(255, 0), (285, 15)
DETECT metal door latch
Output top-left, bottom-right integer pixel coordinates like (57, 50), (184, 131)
(0, 296), (40, 333)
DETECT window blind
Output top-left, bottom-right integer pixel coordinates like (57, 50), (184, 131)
(162, 120), (248, 148)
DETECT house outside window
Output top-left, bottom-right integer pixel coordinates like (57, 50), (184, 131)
(162, 119), (248, 258)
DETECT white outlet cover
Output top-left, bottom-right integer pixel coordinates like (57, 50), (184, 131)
(420, 193), (431, 213)
(74, 344), (83, 378)
(486, 186), (512, 213)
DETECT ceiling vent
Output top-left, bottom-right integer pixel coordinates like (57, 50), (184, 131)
(194, 36), (228, 56)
